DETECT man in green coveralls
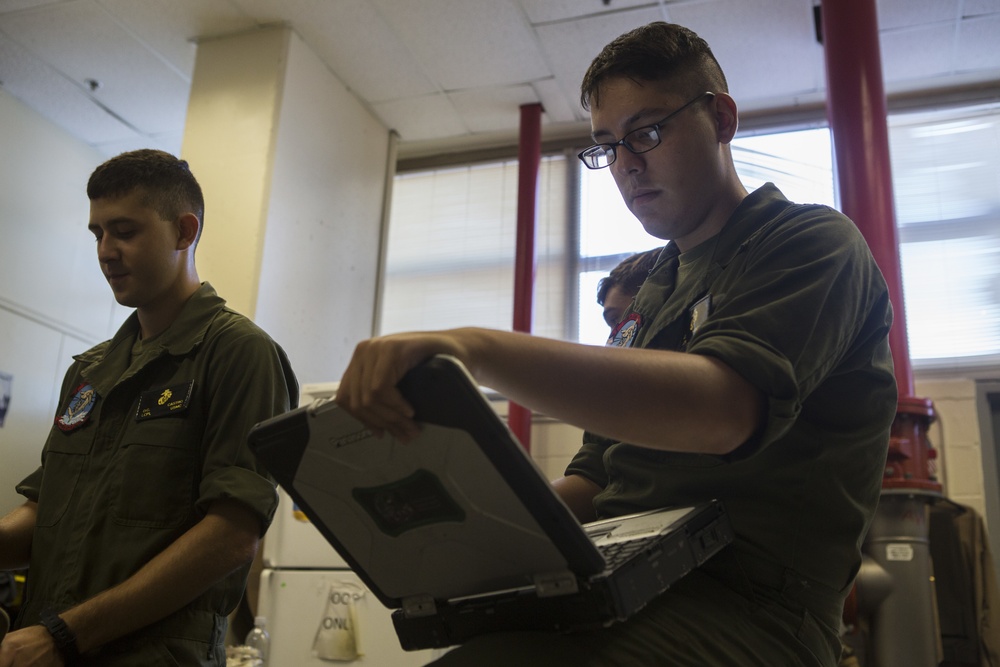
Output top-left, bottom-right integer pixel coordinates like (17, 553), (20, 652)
(597, 248), (661, 329)
(335, 22), (896, 667)
(0, 150), (297, 666)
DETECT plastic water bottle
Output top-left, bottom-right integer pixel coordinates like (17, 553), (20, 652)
(244, 616), (270, 666)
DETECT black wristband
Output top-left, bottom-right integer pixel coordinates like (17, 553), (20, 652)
(38, 607), (81, 663)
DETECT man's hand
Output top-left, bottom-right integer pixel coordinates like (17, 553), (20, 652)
(335, 330), (473, 441)
(0, 626), (64, 667)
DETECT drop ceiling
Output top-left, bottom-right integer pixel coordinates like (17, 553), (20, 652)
(1, 0), (998, 160)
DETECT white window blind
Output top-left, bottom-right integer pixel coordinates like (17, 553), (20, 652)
(379, 105), (1000, 372)
(576, 127), (836, 345)
(890, 104), (1000, 368)
(379, 157), (568, 340)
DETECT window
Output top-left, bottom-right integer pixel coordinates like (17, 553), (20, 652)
(379, 157), (568, 340)
(577, 127), (835, 345)
(381, 103), (1000, 371)
(890, 105), (1000, 368)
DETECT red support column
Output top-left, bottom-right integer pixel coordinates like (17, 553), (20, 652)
(822, 0), (911, 396)
(822, 2), (941, 664)
(821, 0), (939, 493)
(510, 103), (543, 451)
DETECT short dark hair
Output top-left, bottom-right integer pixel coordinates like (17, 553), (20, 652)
(87, 149), (205, 243)
(597, 248), (661, 306)
(581, 22), (728, 111)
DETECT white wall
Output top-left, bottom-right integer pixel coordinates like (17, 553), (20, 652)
(181, 26), (391, 387)
(0, 88), (126, 515)
(254, 31), (391, 385)
(915, 377), (993, 520)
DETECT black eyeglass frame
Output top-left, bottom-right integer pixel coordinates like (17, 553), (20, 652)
(577, 91), (716, 170)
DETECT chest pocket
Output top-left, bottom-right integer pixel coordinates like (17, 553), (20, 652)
(35, 427), (95, 528)
(113, 416), (200, 529)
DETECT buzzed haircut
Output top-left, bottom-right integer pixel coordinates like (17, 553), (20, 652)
(87, 149), (205, 243)
(597, 248), (662, 306)
(580, 21), (728, 111)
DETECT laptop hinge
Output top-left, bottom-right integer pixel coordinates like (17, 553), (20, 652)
(533, 571), (579, 598)
(401, 595), (437, 618)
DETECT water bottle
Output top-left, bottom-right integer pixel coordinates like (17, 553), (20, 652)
(244, 616), (270, 666)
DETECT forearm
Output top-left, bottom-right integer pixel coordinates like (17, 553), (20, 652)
(0, 501), (36, 570)
(455, 328), (764, 455)
(59, 499), (260, 654)
(551, 475), (602, 524)
(338, 327), (763, 455)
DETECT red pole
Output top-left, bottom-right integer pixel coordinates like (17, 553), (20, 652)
(821, 0), (939, 493)
(821, 0), (941, 492)
(510, 103), (543, 451)
(822, 8), (942, 663)
(821, 0), (911, 397)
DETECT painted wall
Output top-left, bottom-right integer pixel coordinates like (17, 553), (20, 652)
(254, 31), (391, 385)
(0, 27), (393, 515)
(0, 88), (127, 515)
(915, 377), (992, 519)
(181, 26), (391, 387)
(181, 27), (289, 322)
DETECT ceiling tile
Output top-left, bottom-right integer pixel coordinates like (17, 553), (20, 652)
(534, 6), (664, 114)
(877, 0), (960, 31)
(373, 93), (466, 142)
(97, 0), (255, 78)
(532, 76), (578, 123)
(283, 0), (439, 103)
(371, 0), (551, 91)
(0, 0), (190, 133)
(962, 0), (1000, 17)
(449, 84), (540, 133)
(671, 0), (824, 105)
(879, 24), (958, 83)
(0, 30), (137, 144)
(955, 13), (1000, 71)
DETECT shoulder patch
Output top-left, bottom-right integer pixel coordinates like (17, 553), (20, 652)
(607, 313), (642, 348)
(55, 383), (97, 432)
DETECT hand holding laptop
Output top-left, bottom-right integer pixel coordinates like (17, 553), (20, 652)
(336, 330), (471, 442)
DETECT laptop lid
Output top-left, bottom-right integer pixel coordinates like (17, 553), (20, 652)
(249, 354), (605, 610)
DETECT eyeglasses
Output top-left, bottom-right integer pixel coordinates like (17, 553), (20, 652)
(578, 92), (715, 170)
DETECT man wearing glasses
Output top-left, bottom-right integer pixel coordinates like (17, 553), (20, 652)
(337, 22), (895, 666)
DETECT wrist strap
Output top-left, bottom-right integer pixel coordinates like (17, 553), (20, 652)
(39, 607), (81, 663)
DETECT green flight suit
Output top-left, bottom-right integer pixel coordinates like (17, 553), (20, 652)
(15, 283), (298, 666)
(433, 184), (896, 667)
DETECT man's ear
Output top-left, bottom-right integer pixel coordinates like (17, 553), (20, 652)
(176, 212), (201, 250)
(713, 93), (740, 144)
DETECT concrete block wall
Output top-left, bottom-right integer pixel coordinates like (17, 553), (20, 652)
(915, 378), (989, 521)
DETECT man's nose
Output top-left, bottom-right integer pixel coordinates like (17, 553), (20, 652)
(614, 146), (645, 174)
(96, 236), (118, 262)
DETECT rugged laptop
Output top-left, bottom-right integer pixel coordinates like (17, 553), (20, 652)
(248, 355), (733, 650)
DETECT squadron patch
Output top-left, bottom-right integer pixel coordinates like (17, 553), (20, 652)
(55, 383), (97, 432)
(136, 380), (194, 421)
(607, 313), (642, 348)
